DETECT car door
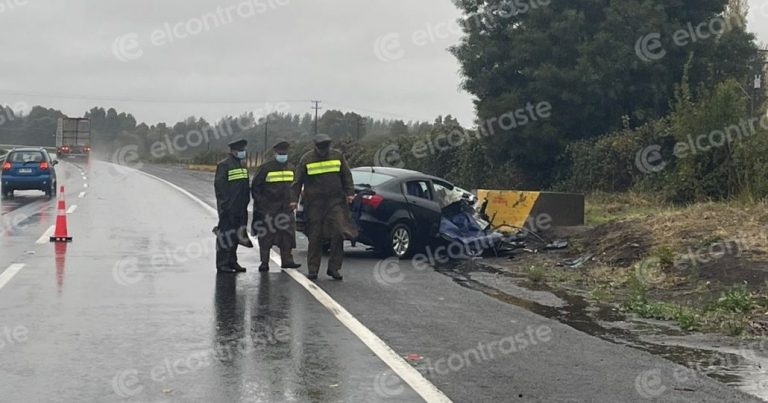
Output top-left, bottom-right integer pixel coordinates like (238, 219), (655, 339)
(402, 179), (442, 240)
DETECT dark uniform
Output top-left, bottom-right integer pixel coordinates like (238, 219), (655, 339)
(214, 139), (253, 273)
(291, 134), (356, 280)
(251, 141), (301, 271)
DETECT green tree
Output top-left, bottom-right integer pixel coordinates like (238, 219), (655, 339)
(451, 0), (757, 187)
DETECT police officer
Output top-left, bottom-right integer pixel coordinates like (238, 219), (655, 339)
(251, 139), (302, 272)
(214, 139), (253, 273)
(291, 134), (356, 280)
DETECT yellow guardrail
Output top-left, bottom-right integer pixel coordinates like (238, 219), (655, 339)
(187, 164), (218, 172)
(477, 189), (585, 228)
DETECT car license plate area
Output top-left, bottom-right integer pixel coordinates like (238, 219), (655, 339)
(17, 168), (33, 174)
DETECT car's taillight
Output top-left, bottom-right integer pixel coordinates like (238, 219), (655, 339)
(2, 162), (10, 171)
(39, 161), (49, 170)
(361, 193), (384, 209)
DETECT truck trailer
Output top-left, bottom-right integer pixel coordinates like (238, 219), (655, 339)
(56, 117), (91, 159)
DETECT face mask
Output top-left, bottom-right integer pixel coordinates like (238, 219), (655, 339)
(276, 154), (288, 163)
(235, 150), (247, 160)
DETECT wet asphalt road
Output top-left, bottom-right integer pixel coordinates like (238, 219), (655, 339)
(0, 160), (761, 402)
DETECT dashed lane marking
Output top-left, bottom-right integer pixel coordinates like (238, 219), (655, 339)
(36, 226), (55, 244)
(0, 264), (25, 290)
(78, 192), (85, 198)
(66, 205), (77, 214)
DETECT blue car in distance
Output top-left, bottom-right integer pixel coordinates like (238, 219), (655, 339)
(1, 148), (59, 199)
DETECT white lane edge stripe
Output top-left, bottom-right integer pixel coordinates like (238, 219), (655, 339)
(282, 268), (452, 403)
(36, 225), (55, 244)
(67, 205), (77, 214)
(0, 264), (25, 290)
(123, 161), (451, 402)
(131, 167), (218, 217)
(78, 192), (86, 198)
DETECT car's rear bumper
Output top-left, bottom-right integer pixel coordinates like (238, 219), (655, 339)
(2, 175), (53, 190)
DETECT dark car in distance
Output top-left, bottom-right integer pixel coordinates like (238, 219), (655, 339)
(296, 166), (474, 258)
(1, 148), (59, 199)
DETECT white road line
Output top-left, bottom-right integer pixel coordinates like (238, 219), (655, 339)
(133, 168), (217, 217)
(0, 264), (25, 290)
(67, 205), (77, 214)
(78, 192), (86, 198)
(282, 268), (452, 403)
(127, 162), (452, 402)
(36, 225), (55, 244)
(83, 183), (88, 188)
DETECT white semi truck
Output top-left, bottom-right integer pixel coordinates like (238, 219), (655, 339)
(56, 117), (91, 159)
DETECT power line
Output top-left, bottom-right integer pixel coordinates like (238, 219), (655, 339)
(0, 90), (312, 105)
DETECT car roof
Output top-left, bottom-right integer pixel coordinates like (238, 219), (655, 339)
(9, 147), (47, 153)
(353, 166), (448, 183)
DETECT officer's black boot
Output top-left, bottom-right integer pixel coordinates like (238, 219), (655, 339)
(326, 269), (343, 281)
(280, 250), (301, 269)
(258, 262), (270, 272)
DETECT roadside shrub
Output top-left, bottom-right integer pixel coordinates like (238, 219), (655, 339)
(712, 284), (754, 313)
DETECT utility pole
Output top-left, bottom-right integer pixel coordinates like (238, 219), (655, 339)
(311, 100), (322, 135)
(263, 117), (269, 165)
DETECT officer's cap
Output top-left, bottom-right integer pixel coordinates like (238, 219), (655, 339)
(228, 139), (248, 150)
(272, 139), (290, 151)
(313, 134), (332, 145)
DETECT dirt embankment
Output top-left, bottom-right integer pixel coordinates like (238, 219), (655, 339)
(492, 194), (768, 336)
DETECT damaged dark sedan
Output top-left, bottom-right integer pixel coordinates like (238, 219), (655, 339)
(296, 166), (482, 258)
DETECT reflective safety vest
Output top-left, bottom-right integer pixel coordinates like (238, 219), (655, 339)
(306, 160), (341, 176)
(228, 168), (249, 181)
(265, 170), (295, 183)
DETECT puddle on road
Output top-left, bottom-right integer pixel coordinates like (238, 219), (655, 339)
(434, 260), (768, 401)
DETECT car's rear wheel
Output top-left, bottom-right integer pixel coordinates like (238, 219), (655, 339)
(389, 223), (415, 259)
(2, 188), (12, 199)
(45, 182), (56, 199)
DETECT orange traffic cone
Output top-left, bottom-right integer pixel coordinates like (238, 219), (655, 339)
(50, 185), (72, 242)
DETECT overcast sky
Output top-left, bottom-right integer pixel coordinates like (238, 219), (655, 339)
(0, 0), (766, 128)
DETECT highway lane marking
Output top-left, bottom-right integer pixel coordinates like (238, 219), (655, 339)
(78, 192), (85, 198)
(129, 162), (452, 403)
(282, 267), (452, 403)
(36, 225), (55, 244)
(0, 264), (25, 290)
(66, 205), (77, 214)
(133, 169), (218, 217)
(83, 184), (88, 189)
